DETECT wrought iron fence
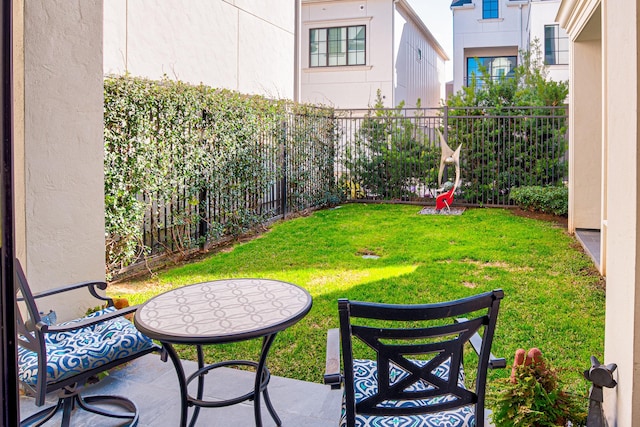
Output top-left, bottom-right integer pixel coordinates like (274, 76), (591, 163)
(334, 105), (568, 206)
(112, 104), (567, 273)
(138, 109), (335, 260)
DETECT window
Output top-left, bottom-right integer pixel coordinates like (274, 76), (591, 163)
(466, 56), (517, 87)
(544, 24), (569, 65)
(483, 0), (499, 19)
(310, 25), (365, 67)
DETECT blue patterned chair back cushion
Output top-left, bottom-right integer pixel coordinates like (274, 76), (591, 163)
(18, 307), (154, 386)
(340, 358), (475, 427)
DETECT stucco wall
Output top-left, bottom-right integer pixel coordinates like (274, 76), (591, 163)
(568, 37), (601, 232)
(602, 2), (640, 424)
(529, 0), (569, 83)
(104, 0), (295, 99)
(560, 0), (640, 424)
(22, 0), (105, 320)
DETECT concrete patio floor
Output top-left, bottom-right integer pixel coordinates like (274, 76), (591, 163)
(19, 353), (342, 426)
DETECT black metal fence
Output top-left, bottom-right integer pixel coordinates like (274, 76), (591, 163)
(118, 105), (567, 272)
(137, 110), (336, 258)
(334, 105), (568, 206)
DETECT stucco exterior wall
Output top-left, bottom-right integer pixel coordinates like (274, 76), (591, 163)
(21, 0), (105, 321)
(601, 2), (640, 423)
(104, 0), (295, 99)
(559, 0), (640, 424)
(568, 38), (601, 232)
(452, 1), (529, 92)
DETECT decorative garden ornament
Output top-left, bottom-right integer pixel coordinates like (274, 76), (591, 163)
(436, 130), (461, 212)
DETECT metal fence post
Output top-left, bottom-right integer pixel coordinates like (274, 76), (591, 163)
(443, 105), (449, 142)
(281, 119), (288, 219)
(584, 356), (617, 427)
(198, 187), (207, 249)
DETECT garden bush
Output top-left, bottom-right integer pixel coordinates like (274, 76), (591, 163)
(104, 76), (336, 275)
(509, 185), (568, 216)
(490, 349), (586, 427)
(344, 90), (439, 200)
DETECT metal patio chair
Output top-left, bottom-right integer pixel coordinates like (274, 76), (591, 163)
(324, 289), (505, 427)
(15, 260), (160, 426)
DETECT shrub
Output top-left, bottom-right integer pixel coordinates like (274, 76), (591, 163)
(446, 40), (568, 204)
(344, 90), (439, 200)
(104, 76), (336, 274)
(490, 350), (587, 427)
(510, 185), (568, 216)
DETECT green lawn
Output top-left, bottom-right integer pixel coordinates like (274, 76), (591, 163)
(111, 204), (604, 394)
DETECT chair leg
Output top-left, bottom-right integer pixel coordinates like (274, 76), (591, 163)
(21, 386), (140, 427)
(77, 394), (139, 424)
(60, 396), (74, 427)
(19, 400), (62, 427)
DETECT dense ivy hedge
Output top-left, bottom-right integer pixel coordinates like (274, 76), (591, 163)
(104, 76), (336, 274)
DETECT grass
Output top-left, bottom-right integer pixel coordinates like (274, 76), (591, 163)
(110, 203), (605, 395)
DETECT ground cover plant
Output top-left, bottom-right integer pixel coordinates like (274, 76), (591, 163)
(110, 204), (604, 398)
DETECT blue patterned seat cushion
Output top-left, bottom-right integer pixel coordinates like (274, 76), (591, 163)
(340, 358), (475, 427)
(18, 307), (154, 386)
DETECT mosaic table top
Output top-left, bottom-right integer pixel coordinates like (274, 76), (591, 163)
(135, 279), (312, 344)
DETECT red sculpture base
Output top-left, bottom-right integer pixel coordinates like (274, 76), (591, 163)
(436, 188), (455, 211)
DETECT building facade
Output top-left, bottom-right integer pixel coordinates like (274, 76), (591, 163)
(104, 0), (297, 100)
(300, 0), (448, 109)
(452, 0), (568, 93)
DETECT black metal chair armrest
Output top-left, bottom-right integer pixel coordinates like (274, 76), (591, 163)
(456, 318), (506, 369)
(42, 305), (141, 334)
(21, 280), (111, 303)
(324, 328), (342, 389)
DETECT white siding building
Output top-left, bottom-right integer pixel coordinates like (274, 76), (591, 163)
(104, 0), (297, 99)
(300, 0), (448, 109)
(451, 0), (568, 93)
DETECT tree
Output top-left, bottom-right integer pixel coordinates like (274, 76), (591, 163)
(345, 90), (439, 200)
(446, 41), (568, 204)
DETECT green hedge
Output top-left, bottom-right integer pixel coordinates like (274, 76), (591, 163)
(104, 76), (336, 274)
(509, 185), (568, 216)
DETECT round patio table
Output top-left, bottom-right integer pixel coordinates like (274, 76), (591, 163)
(134, 278), (313, 427)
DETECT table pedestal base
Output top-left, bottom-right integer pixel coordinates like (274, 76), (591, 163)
(163, 334), (281, 427)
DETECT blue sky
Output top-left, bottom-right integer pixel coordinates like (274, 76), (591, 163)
(406, 0), (454, 81)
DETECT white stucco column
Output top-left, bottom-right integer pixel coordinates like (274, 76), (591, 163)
(559, 0), (640, 423)
(21, 0), (105, 320)
(567, 38), (601, 234)
(602, 1), (640, 424)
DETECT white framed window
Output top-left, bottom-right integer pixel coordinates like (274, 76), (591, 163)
(310, 25), (366, 67)
(544, 24), (569, 65)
